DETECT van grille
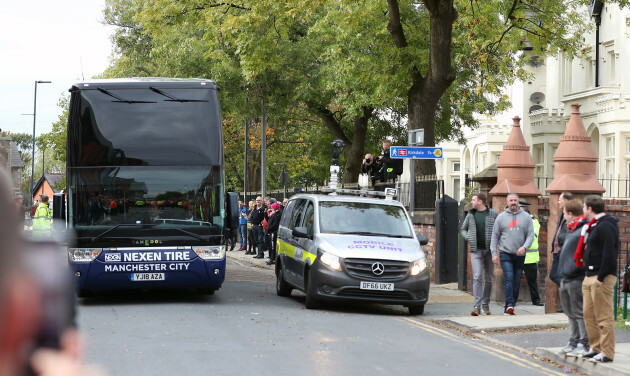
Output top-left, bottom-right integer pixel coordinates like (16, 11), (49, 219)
(338, 288), (413, 300)
(343, 258), (409, 281)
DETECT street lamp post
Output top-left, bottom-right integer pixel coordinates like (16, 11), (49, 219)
(30, 80), (51, 204)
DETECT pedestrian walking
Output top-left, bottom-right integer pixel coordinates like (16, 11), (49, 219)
(460, 193), (498, 316)
(518, 202), (544, 306)
(250, 196), (268, 259)
(556, 199), (589, 357)
(578, 195), (619, 363)
(266, 202), (281, 265)
(490, 193), (535, 315)
(237, 201), (248, 251)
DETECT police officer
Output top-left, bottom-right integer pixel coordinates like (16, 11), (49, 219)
(32, 194), (53, 239)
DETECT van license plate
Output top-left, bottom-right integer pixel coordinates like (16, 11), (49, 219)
(131, 273), (165, 281)
(360, 281), (394, 291)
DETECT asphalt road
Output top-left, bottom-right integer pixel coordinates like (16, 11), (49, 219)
(77, 259), (570, 376)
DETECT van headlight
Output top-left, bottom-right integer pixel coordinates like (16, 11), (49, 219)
(195, 246), (225, 260)
(320, 251), (342, 271)
(411, 258), (427, 276)
(69, 248), (102, 262)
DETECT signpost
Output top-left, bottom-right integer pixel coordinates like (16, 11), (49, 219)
(390, 146), (443, 159)
(390, 144), (443, 215)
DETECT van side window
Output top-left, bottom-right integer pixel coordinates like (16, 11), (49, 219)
(288, 199), (307, 230)
(304, 202), (315, 237)
(279, 200), (295, 227)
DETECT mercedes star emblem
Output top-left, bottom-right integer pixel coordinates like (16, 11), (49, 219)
(371, 262), (385, 276)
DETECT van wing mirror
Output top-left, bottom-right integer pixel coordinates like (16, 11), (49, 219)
(292, 227), (309, 239)
(418, 234), (428, 246)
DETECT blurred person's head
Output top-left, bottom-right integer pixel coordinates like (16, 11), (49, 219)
(0, 171), (42, 375)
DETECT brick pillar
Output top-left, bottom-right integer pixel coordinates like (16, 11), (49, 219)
(545, 103), (605, 314)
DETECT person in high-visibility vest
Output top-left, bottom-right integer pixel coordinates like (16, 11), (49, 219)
(518, 201), (544, 306)
(32, 194), (53, 239)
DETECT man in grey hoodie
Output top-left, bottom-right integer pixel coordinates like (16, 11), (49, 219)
(490, 193), (535, 315)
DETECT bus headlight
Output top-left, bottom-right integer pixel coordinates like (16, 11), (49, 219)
(320, 251), (342, 271)
(69, 248), (102, 262)
(411, 258), (427, 276)
(195, 246), (225, 260)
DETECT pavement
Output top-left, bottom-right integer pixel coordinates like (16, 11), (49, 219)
(227, 245), (630, 376)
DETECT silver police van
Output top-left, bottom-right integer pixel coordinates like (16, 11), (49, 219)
(275, 190), (430, 315)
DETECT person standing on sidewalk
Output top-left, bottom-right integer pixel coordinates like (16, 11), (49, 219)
(266, 202), (281, 265)
(460, 193), (498, 316)
(32, 195), (53, 239)
(490, 193), (534, 315)
(579, 195), (619, 363)
(556, 199), (589, 357)
(237, 201), (248, 251)
(518, 202), (544, 306)
(246, 200), (256, 255)
(250, 196), (268, 259)
(550, 192), (573, 311)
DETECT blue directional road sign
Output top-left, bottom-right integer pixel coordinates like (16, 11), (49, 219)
(390, 146), (443, 159)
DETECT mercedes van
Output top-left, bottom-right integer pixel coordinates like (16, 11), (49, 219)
(275, 191), (430, 315)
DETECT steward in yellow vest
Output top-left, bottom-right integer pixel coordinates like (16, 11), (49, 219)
(519, 201), (543, 306)
(32, 195), (53, 239)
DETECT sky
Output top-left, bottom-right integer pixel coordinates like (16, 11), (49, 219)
(0, 0), (116, 137)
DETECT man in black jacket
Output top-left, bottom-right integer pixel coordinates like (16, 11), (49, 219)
(581, 195), (619, 363)
(250, 196), (268, 259)
(378, 140), (403, 183)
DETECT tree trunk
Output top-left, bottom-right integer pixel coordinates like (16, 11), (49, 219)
(314, 105), (373, 184)
(343, 107), (373, 183)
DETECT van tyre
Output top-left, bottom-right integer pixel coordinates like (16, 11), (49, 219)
(304, 270), (320, 309)
(408, 304), (424, 315)
(276, 266), (292, 297)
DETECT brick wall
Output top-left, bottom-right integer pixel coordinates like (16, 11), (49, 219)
(453, 196), (629, 300)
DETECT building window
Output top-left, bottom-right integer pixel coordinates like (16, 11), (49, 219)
(604, 136), (615, 179)
(626, 137), (630, 155)
(452, 178), (461, 201)
(452, 161), (460, 173)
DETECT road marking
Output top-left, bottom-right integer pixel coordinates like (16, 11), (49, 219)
(396, 317), (567, 376)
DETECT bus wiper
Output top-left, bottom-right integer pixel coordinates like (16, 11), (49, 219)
(91, 224), (122, 242)
(97, 87), (157, 104)
(149, 87), (208, 102)
(172, 228), (204, 241)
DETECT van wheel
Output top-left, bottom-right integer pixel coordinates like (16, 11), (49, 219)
(276, 266), (292, 297)
(198, 287), (215, 295)
(408, 304), (424, 315)
(304, 270), (320, 309)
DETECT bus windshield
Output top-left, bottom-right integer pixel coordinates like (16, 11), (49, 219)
(70, 166), (224, 241)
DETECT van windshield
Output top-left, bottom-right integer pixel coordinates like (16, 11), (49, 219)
(318, 201), (413, 238)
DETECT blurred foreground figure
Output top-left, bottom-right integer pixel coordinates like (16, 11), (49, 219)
(0, 169), (105, 376)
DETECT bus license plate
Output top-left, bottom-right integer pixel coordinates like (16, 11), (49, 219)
(360, 281), (394, 291)
(131, 273), (165, 281)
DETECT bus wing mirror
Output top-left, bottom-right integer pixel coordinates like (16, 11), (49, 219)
(226, 192), (239, 230)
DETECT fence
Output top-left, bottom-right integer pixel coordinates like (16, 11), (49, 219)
(536, 176), (630, 198)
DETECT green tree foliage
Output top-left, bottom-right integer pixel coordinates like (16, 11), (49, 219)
(102, 0), (627, 184)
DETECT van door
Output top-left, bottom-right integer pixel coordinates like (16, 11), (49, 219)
(279, 198), (308, 286)
(299, 201), (318, 284)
